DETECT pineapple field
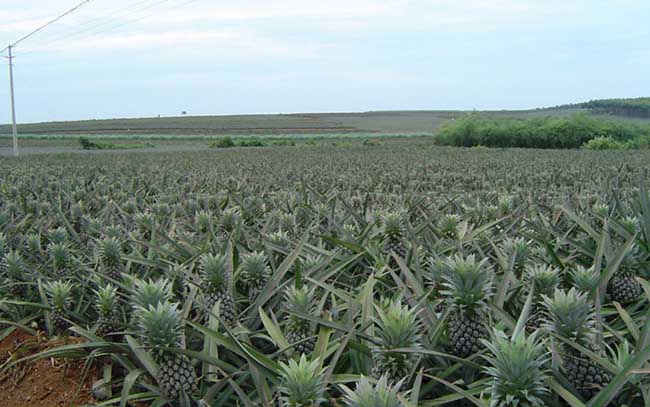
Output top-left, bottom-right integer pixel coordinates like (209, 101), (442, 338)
(1, 142), (650, 406)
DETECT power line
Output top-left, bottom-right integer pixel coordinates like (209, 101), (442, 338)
(1, 0), (94, 53)
(17, 0), (203, 55)
(19, 0), (173, 53)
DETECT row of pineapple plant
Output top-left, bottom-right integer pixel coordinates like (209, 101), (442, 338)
(0, 146), (649, 406)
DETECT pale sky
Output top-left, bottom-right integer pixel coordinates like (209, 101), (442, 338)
(0, 0), (649, 123)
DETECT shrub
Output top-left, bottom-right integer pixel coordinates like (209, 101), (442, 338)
(237, 138), (265, 147)
(582, 136), (627, 150)
(215, 137), (235, 148)
(434, 113), (650, 149)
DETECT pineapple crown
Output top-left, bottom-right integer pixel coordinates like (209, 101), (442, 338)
(619, 216), (640, 234)
(199, 253), (230, 291)
(268, 230), (290, 247)
(94, 284), (118, 316)
(48, 242), (70, 268)
(381, 212), (405, 237)
(341, 375), (404, 407)
(438, 214), (460, 237)
(45, 280), (74, 310)
(524, 264), (560, 300)
(241, 251), (269, 280)
(5, 251), (25, 276)
(132, 278), (173, 314)
(569, 265), (599, 294)
(48, 227), (68, 244)
(501, 237), (530, 269)
(284, 285), (318, 325)
(301, 255), (323, 272)
(104, 225), (124, 239)
(194, 210), (212, 231)
(26, 234), (41, 252)
(441, 254), (493, 315)
(373, 297), (422, 349)
(278, 355), (327, 407)
(426, 257), (450, 285)
(542, 288), (595, 345)
(134, 211), (155, 230)
(137, 302), (184, 359)
(98, 237), (122, 266)
(220, 208), (240, 231)
(482, 330), (549, 407)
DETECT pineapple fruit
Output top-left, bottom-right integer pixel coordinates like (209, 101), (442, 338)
(49, 242), (72, 278)
(283, 285), (318, 355)
(441, 254), (492, 358)
(543, 288), (611, 400)
(94, 284), (122, 340)
(137, 302), (198, 402)
(524, 264), (560, 331)
(99, 237), (124, 282)
(199, 253), (236, 326)
(45, 280), (74, 334)
(240, 251), (270, 301)
(371, 297), (422, 383)
(607, 254), (641, 303)
(381, 212), (407, 268)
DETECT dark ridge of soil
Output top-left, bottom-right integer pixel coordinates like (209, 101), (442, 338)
(18, 127), (368, 136)
(0, 329), (101, 407)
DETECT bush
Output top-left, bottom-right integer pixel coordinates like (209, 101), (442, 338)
(434, 113), (650, 149)
(79, 137), (99, 150)
(237, 138), (265, 147)
(582, 137), (627, 150)
(213, 137), (235, 148)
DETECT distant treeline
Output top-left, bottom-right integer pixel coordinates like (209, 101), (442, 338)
(434, 114), (650, 149)
(580, 97), (650, 118)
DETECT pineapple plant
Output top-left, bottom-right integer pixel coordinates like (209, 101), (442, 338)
(341, 375), (404, 407)
(543, 288), (611, 400)
(441, 254), (492, 358)
(482, 330), (548, 407)
(240, 251), (270, 301)
(524, 264), (560, 331)
(371, 297), (422, 383)
(49, 242), (72, 278)
(277, 355), (327, 407)
(4, 251), (28, 297)
(137, 302), (198, 402)
(607, 252), (642, 303)
(199, 253), (236, 326)
(98, 237), (124, 282)
(94, 284), (122, 339)
(45, 280), (74, 334)
(381, 212), (407, 267)
(283, 284), (318, 355)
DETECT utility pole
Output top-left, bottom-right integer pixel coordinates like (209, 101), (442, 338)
(7, 46), (18, 156)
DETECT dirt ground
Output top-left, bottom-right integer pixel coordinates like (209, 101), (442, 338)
(0, 329), (101, 407)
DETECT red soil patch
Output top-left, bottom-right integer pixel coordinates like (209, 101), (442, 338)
(0, 329), (101, 407)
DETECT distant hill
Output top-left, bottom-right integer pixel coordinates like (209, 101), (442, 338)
(577, 97), (650, 119)
(1, 99), (648, 136)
